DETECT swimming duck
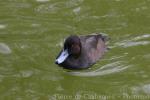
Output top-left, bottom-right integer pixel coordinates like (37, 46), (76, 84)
(55, 33), (108, 69)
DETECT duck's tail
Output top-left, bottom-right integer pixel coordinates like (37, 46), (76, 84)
(97, 33), (110, 42)
(97, 33), (110, 51)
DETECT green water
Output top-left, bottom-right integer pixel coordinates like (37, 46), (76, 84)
(0, 0), (150, 100)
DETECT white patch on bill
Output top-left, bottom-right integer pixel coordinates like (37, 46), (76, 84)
(56, 49), (69, 64)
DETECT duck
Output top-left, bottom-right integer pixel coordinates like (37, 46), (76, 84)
(55, 33), (108, 69)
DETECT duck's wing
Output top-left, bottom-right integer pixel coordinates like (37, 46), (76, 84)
(79, 34), (106, 64)
(80, 34), (105, 49)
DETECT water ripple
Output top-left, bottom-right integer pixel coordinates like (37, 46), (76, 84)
(133, 34), (150, 41)
(36, 0), (50, 2)
(0, 24), (7, 29)
(20, 70), (33, 78)
(35, 0), (84, 14)
(116, 41), (150, 48)
(0, 43), (11, 54)
(68, 61), (130, 77)
(131, 84), (150, 94)
(114, 34), (150, 48)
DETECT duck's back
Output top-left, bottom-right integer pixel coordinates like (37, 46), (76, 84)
(80, 34), (107, 64)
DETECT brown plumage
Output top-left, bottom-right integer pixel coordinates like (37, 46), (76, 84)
(55, 33), (108, 69)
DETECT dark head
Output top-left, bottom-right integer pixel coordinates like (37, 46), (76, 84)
(64, 35), (81, 57)
(55, 35), (81, 64)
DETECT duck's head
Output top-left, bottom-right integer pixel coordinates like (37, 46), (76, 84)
(55, 35), (81, 64)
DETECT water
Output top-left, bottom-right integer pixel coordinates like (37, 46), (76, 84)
(0, 0), (150, 100)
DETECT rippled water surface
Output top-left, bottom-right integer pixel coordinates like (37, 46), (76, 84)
(0, 0), (150, 100)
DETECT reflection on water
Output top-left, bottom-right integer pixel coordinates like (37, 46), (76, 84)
(69, 61), (131, 77)
(133, 34), (150, 41)
(35, 0), (84, 14)
(116, 41), (150, 48)
(0, 43), (11, 54)
(36, 0), (50, 2)
(0, 24), (6, 29)
(113, 34), (150, 48)
(19, 70), (34, 78)
(132, 84), (150, 95)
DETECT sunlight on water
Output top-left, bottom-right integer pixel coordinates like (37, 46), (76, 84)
(56, 39), (65, 47)
(133, 34), (150, 41)
(19, 70), (34, 78)
(116, 41), (150, 48)
(35, 0), (84, 14)
(0, 24), (6, 29)
(131, 84), (150, 94)
(142, 84), (150, 94)
(0, 43), (11, 54)
(73, 7), (81, 15)
(36, 0), (50, 2)
(114, 34), (150, 48)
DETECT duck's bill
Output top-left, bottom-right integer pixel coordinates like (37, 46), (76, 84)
(55, 49), (69, 64)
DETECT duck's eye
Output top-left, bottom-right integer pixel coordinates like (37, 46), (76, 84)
(71, 45), (74, 48)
